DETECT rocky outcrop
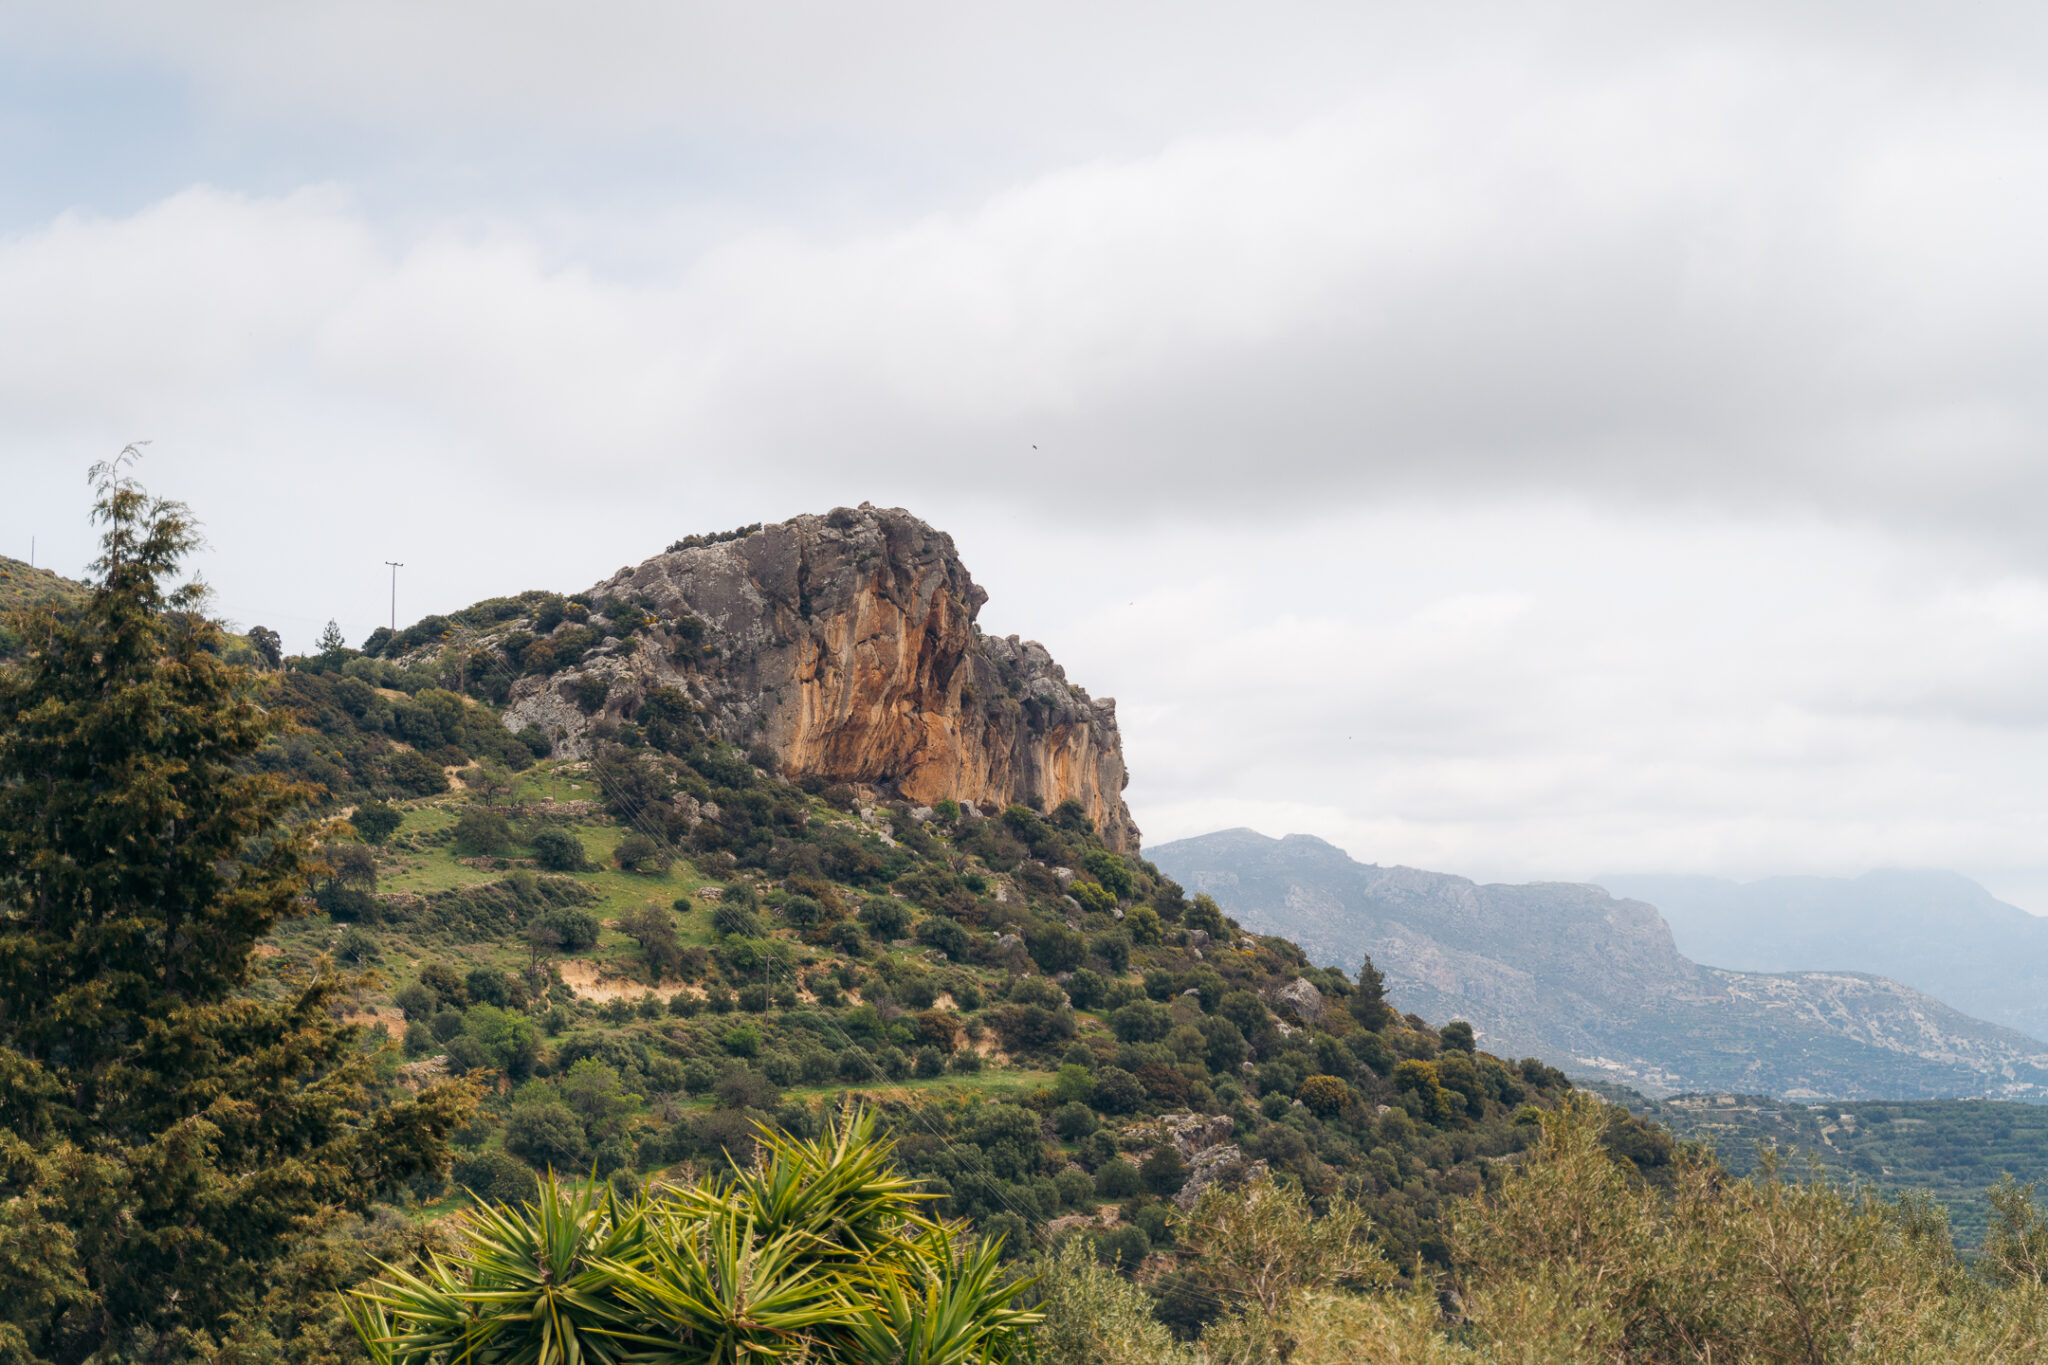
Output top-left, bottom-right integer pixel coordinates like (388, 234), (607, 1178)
(504, 504), (1138, 850)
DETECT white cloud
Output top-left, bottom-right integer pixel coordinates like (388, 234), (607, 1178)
(8, 5), (2048, 905)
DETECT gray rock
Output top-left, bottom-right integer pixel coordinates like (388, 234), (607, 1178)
(1269, 977), (1327, 1026)
(909, 806), (934, 822)
(1188, 929), (1210, 949)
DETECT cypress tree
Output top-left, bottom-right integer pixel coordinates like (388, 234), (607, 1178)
(0, 454), (470, 1364)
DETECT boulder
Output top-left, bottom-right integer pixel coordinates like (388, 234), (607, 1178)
(1269, 976), (1327, 1026)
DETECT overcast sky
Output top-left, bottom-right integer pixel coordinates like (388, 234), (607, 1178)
(8, 3), (2048, 906)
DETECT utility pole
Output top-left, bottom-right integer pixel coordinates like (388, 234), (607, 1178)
(384, 561), (403, 631)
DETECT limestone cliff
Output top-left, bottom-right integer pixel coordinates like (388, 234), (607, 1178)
(504, 505), (1138, 850)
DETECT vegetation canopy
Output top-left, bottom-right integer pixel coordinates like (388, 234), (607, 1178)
(0, 454), (469, 1365)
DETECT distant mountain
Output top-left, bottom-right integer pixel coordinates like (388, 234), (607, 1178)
(1595, 871), (2048, 1043)
(1149, 829), (2048, 1102)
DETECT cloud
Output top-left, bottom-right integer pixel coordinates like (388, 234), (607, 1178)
(9, 5), (2048, 901)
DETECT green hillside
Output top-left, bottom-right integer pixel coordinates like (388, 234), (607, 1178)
(0, 554), (85, 658)
(270, 631), (1595, 1289)
(1595, 1083), (2048, 1248)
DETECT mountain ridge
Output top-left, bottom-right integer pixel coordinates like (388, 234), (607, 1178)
(1149, 828), (2048, 1101)
(1596, 869), (2048, 1041)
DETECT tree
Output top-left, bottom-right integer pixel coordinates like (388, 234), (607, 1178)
(316, 618), (348, 656)
(452, 806), (512, 856)
(530, 826), (589, 871)
(619, 903), (686, 979)
(351, 799), (403, 844)
(247, 623), (282, 668)
(0, 456), (469, 1363)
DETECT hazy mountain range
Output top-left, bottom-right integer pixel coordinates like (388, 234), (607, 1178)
(1595, 871), (2048, 1043)
(1150, 829), (2048, 1102)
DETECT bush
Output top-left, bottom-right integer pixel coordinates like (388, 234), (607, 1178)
(1026, 922), (1086, 975)
(530, 827), (590, 872)
(570, 673), (611, 714)
(386, 748), (450, 796)
(711, 903), (761, 938)
(914, 1046), (946, 1078)
(1071, 882), (1117, 915)
(351, 800), (403, 844)
(615, 831), (672, 873)
(1054, 1167), (1096, 1209)
(1095, 1159), (1141, 1199)
(949, 1048), (985, 1074)
(859, 897), (912, 940)
(1298, 1074), (1350, 1117)
(464, 967), (511, 1007)
(1110, 1001), (1173, 1044)
(779, 894), (824, 928)
(453, 807), (513, 856)
(916, 915), (969, 961)
(1140, 1148), (1187, 1198)
(504, 1100), (588, 1170)
(542, 905), (601, 951)
(451, 1150), (536, 1205)
(1053, 1102), (1099, 1141)
(1091, 1067), (1144, 1114)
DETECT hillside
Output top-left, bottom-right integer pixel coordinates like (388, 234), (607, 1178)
(1599, 870), (2048, 1043)
(0, 554), (85, 657)
(1591, 1084), (2048, 1249)
(238, 508), (1620, 1288)
(1149, 829), (2048, 1102)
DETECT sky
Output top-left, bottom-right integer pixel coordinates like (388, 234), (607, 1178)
(7, 2), (2048, 906)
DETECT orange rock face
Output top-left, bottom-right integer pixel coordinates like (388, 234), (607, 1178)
(507, 504), (1138, 850)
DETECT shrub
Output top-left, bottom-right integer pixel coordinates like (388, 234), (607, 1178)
(351, 800), (403, 844)
(451, 1150), (536, 1206)
(859, 897), (912, 940)
(386, 748), (450, 796)
(1110, 1001), (1173, 1044)
(1126, 906), (1163, 945)
(615, 831), (672, 873)
(542, 906), (602, 951)
(1026, 922), (1086, 975)
(1140, 1148), (1187, 1198)
(530, 827), (590, 872)
(570, 673), (611, 714)
(779, 894), (824, 927)
(503, 1100), (589, 1169)
(452, 807), (513, 856)
(916, 915), (969, 961)
(1095, 1159), (1141, 1199)
(1441, 1020), (1477, 1053)
(711, 903), (762, 938)
(1054, 1102), (1099, 1142)
(914, 1046), (946, 1078)
(837, 1046), (877, 1082)
(1298, 1074), (1350, 1117)
(1071, 882), (1117, 915)
(949, 1048), (985, 1074)
(1088, 933), (1130, 974)
(1091, 1067), (1144, 1114)
(464, 967), (512, 1007)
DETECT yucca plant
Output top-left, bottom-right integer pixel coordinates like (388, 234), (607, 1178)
(352, 1173), (646, 1365)
(349, 1106), (1039, 1365)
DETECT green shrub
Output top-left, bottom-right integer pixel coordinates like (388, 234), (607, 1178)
(452, 807), (512, 856)
(530, 827), (590, 871)
(542, 905), (602, 951)
(350, 800), (403, 844)
(712, 902), (761, 938)
(386, 748), (450, 796)
(503, 1100), (588, 1170)
(615, 831), (671, 873)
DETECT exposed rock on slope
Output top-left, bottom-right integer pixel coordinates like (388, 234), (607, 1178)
(505, 505), (1138, 849)
(1150, 828), (2048, 1101)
